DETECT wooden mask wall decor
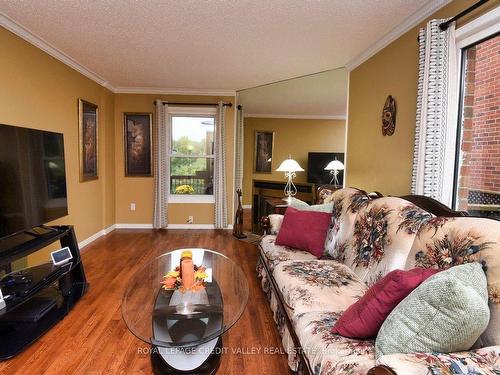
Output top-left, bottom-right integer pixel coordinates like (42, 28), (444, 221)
(382, 95), (396, 136)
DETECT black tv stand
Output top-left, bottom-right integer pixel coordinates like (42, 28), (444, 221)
(24, 225), (59, 237)
(0, 225), (88, 359)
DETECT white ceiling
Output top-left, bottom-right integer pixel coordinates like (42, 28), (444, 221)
(238, 68), (348, 117)
(0, 0), (447, 92)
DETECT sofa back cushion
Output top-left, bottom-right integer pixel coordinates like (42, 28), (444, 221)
(347, 197), (433, 285)
(405, 216), (500, 347)
(324, 188), (371, 261)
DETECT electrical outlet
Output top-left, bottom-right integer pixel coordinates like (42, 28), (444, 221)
(130, 203), (136, 211)
(187, 216), (194, 224)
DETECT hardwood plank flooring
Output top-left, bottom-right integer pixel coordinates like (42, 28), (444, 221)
(0, 229), (290, 375)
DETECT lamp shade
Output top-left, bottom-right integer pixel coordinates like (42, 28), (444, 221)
(276, 158), (304, 172)
(324, 160), (345, 171)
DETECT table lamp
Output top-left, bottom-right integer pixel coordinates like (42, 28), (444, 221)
(324, 159), (344, 186)
(276, 156), (304, 203)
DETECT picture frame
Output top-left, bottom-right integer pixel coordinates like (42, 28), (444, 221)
(124, 112), (153, 177)
(254, 131), (274, 173)
(78, 99), (98, 182)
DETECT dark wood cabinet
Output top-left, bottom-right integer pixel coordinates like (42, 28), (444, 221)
(263, 197), (289, 215)
(251, 179), (313, 233)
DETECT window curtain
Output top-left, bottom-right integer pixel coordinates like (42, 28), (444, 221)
(234, 105), (244, 192)
(153, 100), (170, 229)
(411, 19), (457, 203)
(214, 102), (227, 228)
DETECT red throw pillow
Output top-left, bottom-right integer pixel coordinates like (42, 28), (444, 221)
(332, 268), (440, 338)
(275, 207), (331, 258)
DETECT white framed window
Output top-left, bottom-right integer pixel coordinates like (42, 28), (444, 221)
(168, 106), (217, 204)
(448, 8), (500, 218)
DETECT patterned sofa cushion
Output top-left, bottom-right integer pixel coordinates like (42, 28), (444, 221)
(376, 346), (500, 375)
(348, 197), (433, 285)
(259, 235), (317, 272)
(293, 311), (376, 375)
(404, 217), (500, 347)
(325, 188), (372, 261)
(273, 260), (367, 315)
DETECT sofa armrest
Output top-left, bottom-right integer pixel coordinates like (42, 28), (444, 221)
(367, 366), (397, 375)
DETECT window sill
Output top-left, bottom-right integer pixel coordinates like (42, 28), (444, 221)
(168, 195), (215, 204)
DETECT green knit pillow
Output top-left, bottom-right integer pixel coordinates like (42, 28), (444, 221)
(289, 198), (333, 213)
(375, 263), (490, 358)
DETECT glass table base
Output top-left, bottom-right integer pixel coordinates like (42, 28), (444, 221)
(151, 337), (222, 375)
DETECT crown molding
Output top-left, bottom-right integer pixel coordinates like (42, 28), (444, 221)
(112, 86), (236, 96)
(0, 11), (113, 90)
(244, 113), (346, 120)
(345, 0), (452, 71)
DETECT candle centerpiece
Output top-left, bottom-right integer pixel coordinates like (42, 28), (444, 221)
(161, 250), (208, 292)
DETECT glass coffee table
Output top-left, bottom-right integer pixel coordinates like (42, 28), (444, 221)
(122, 248), (249, 374)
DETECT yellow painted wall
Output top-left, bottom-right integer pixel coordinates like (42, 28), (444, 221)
(0, 26), (116, 253)
(346, 0), (498, 195)
(0, 27), (116, 266)
(242, 117), (346, 205)
(114, 94), (235, 225)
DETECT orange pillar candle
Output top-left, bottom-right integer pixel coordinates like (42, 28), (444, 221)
(181, 258), (194, 290)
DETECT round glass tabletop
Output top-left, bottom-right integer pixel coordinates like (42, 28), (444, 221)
(121, 248), (249, 348)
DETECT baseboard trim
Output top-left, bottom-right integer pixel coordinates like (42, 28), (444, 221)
(115, 223), (154, 229)
(78, 222), (233, 249)
(78, 224), (116, 249)
(166, 224), (214, 229)
(115, 223), (233, 230)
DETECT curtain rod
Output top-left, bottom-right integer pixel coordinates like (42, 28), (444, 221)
(154, 101), (232, 107)
(439, 0), (489, 31)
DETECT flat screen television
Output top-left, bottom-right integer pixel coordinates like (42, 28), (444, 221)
(0, 124), (68, 239)
(307, 152), (344, 185)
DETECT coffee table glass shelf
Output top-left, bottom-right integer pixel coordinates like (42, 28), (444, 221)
(122, 248), (249, 374)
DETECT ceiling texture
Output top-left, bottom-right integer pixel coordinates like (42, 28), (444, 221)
(0, 0), (449, 92)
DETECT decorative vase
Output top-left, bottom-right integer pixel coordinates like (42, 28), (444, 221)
(180, 250), (194, 290)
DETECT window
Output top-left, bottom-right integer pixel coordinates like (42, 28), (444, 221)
(169, 108), (215, 202)
(453, 33), (500, 219)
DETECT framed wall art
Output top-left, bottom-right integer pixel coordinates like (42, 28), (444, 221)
(78, 99), (98, 181)
(254, 131), (274, 173)
(124, 112), (153, 177)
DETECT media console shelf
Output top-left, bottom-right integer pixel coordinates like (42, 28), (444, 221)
(0, 225), (88, 359)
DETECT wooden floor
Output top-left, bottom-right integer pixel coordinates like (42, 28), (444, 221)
(0, 229), (289, 375)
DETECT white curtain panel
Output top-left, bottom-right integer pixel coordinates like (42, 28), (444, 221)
(153, 100), (170, 229)
(234, 106), (244, 191)
(411, 19), (457, 203)
(214, 102), (228, 228)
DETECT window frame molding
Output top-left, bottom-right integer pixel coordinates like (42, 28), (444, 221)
(167, 105), (217, 204)
(442, 7), (500, 208)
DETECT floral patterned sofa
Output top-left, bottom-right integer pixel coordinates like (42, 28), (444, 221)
(256, 187), (500, 375)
